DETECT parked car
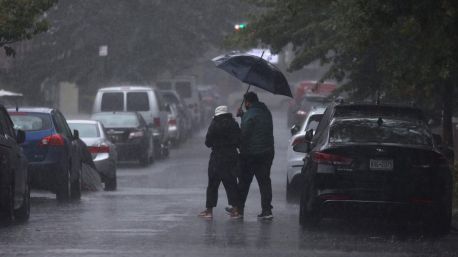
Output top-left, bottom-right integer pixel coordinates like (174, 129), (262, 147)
(198, 85), (219, 124)
(160, 89), (192, 139)
(92, 86), (169, 159)
(164, 103), (184, 146)
(156, 76), (201, 129)
(286, 107), (325, 201)
(296, 103), (453, 235)
(68, 120), (118, 190)
(0, 105), (29, 221)
(288, 93), (331, 127)
(8, 108), (82, 201)
(91, 112), (153, 166)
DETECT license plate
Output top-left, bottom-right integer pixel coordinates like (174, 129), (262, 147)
(370, 159), (393, 171)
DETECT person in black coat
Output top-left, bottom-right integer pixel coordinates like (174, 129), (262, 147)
(198, 106), (242, 219)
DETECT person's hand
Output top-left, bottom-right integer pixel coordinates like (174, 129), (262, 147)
(236, 108), (244, 117)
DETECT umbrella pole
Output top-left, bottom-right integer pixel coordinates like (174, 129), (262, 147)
(239, 51), (264, 112)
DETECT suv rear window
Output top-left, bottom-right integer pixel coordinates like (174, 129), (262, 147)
(127, 92), (149, 111)
(101, 92), (124, 111)
(10, 113), (53, 131)
(68, 123), (100, 138)
(175, 82), (192, 98)
(329, 118), (432, 146)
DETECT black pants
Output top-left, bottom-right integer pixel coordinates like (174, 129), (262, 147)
(238, 151), (274, 211)
(206, 150), (239, 208)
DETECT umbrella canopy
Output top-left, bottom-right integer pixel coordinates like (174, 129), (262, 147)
(212, 53), (293, 98)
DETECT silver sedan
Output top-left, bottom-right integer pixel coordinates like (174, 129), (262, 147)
(68, 120), (118, 191)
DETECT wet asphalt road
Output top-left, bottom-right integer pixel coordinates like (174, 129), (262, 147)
(1, 110), (458, 257)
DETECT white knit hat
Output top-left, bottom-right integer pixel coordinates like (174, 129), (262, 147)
(214, 105), (228, 116)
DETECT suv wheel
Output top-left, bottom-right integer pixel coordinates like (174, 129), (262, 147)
(70, 164), (82, 200)
(299, 178), (320, 228)
(14, 179), (30, 222)
(56, 167), (71, 201)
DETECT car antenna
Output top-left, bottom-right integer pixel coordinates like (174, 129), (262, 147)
(377, 117), (383, 127)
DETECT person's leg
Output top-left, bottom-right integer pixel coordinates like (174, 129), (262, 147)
(253, 151), (274, 212)
(205, 154), (222, 209)
(237, 154), (255, 211)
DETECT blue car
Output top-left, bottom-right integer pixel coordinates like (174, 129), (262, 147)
(8, 108), (82, 201)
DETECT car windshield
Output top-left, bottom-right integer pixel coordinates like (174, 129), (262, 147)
(329, 118), (433, 146)
(68, 123), (99, 138)
(126, 92), (149, 112)
(9, 112), (53, 131)
(91, 113), (139, 128)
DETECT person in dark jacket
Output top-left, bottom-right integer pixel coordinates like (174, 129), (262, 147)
(235, 91), (275, 220)
(198, 106), (242, 219)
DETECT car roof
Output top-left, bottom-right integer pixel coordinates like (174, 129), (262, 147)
(92, 111), (137, 115)
(7, 107), (54, 113)
(333, 103), (425, 120)
(98, 85), (153, 91)
(67, 119), (99, 124)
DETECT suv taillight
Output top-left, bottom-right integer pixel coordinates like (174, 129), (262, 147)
(88, 145), (110, 153)
(38, 134), (65, 146)
(168, 119), (177, 126)
(312, 152), (352, 165)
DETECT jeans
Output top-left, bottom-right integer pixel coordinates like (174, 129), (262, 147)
(238, 151), (274, 211)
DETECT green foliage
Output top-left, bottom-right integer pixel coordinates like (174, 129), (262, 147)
(3, 0), (249, 91)
(0, 0), (57, 56)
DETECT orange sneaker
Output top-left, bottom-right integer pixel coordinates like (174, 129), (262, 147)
(198, 209), (213, 219)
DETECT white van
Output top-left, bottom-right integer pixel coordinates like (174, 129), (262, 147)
(92, 86), (169, 158)
(156, 76), (201, 127)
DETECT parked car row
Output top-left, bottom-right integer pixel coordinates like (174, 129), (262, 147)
(288, 101), (454, 235)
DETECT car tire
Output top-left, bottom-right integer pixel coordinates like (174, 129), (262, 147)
(1, 183), (15, 222)
(14, 179), (30, 222)
(105, 169), (117, 191)
(299, 176), (320, 228)
(56, 166), (71, 201)
(70, 164), (82, 200)
(424, 174), (452, 235)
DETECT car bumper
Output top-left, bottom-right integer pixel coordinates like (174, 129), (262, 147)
(28, 162), (62, 190)
(115, 141), (148, 161)
(94, 153), (116, 179)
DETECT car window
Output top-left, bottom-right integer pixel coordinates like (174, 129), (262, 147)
(68, 123), (100, 138)
(303, 114), (323, 132)
(175, 82), (192, 98)
(127, 92), (150, 112)
(329, 118), (432, 146)
(10, 112), (53, 131)
(92, 113), (139, 128)
(101, 92), (124, 111)
(56, 112), (73, 138)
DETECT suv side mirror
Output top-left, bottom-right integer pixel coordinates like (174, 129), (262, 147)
(293, 142), (310, 153)
(73, 129), (80, 140)
(290, 124), (300, 135)
(16, 129), (26, 144)
(305, 129), (314, 141)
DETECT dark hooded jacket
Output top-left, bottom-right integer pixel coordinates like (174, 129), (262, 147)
(205, 113), (241, 152)
(240, 101), (274, 155)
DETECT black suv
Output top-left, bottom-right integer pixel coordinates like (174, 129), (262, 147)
(295, 103), (453, 234)
(0, 105), (30, 221)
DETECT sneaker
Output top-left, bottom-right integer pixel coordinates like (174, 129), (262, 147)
(225, 207), (233, 215)
(257, 210), (273, 220)
(198, 209), (213, 219)
(229, 208), (243, 219)
(225, 206), (243, 216)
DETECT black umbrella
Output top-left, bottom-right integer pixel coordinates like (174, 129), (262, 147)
(212, 53), (293, 98)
